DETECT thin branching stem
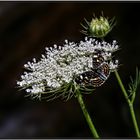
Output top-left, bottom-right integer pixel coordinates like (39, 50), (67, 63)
(114, 70), (140, 138)
(114, 70), (131, 104)
(75, 85), (99, 138)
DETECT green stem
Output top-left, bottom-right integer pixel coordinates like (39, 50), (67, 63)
(129, 103), (140, 138)
(76, 87), (99, 138)
(114, 70), (140, 138)
(114, 70), (131, 104)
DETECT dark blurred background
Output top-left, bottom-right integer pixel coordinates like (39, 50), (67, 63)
(0, 1), (140, 138)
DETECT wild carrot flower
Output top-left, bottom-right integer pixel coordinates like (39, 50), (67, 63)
(17, 37), (119, 101)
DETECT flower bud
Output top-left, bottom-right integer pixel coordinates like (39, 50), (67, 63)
(81, 15), (116, 38)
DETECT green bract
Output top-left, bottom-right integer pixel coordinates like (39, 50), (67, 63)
(81, 16), (116, 38)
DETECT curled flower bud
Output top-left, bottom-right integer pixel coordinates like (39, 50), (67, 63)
(81, 15), (116, 38)
(17, 37), (119, 101)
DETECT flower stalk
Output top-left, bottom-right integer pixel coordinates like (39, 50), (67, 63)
(75, 85), (99, 138)
(114, 70), (140, 138)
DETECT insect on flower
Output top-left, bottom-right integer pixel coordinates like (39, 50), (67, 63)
(92, 51), (104, 69)
(75, 53), (110, 87)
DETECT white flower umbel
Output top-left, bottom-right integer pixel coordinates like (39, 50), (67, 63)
(17, 37), (119, 100)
